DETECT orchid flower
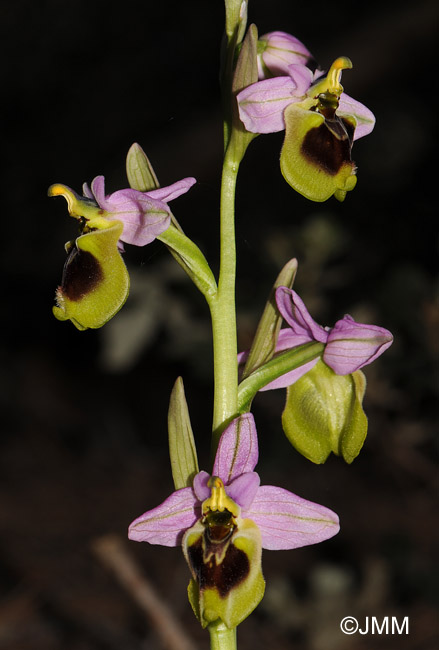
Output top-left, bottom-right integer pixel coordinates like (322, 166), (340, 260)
(129, 413), (339, 628)
(264, 287), (394, 390)
(50, 174), (196, 247)
(238, 50), (375, 201)
(261, 288), (393, 464)
(49, 174), (196, 330)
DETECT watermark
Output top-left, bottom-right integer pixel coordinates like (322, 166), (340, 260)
(340, 616), (409, 635)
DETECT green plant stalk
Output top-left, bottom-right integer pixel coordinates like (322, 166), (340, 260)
(208, 621), (237, 650)
(210, 146), (240, 451)
(207, 5), (247, 649)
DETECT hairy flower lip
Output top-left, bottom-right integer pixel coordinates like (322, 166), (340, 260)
(52, 218), (130, 330)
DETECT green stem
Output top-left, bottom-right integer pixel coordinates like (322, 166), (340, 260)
(206, 8), (249, 649)
(208, 622), (237, 650)
(221, 0), (247, 148)
(210, 147), (240, 451)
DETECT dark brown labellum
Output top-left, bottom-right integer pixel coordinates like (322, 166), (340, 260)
(187, 534), (250, 599)
(301, 117), (354, 176)
(61, 244), (103, 301)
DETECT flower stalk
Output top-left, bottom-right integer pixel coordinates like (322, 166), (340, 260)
(238, 341), (325, 413)
(208, 622), (237, 650)
(210, 4), (259, 453)
(210, 146), (240, 449)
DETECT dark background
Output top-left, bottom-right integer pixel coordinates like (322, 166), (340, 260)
(0, 1), (437, 648)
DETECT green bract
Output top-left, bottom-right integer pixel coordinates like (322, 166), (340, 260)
(126, 142), (160, 192)
(168, 377), (199, 490)
(241, 258), (298, 380)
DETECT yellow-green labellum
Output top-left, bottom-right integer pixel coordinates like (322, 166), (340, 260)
(183, 510), (265, 628)
(281, 360), (368, 463)
(280, 103), (357, 202)
(53, 220), (129, 330)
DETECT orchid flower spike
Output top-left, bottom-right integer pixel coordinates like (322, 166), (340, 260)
(49, 175), (196, 330)
(238, 43), (375, 201)
(129, 414), (339, 628)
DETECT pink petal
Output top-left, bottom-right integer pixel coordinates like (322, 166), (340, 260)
(213, 414), (259, 483)
(226, 472), (260, 509)
(324, 315), (393, 374)
(237, 76), (299, 134)
(276, 328), (318, 352)
(88, 176), (196, 246)
(128, 487), (199, 547)
(90, 175), (107, 206)
(237, 350), (248, 365)
(192, 470), (210, 502)
(338, 93), (376, 140)
(287, 64), (315, 96)
(82, 183), (94, 200)
(105, 189), (171, 246)
(261, 360), (319, 391)
(147, 177), (196, 203)
(260, 32), (313, 77)
(276, 288), (328, 343)
(244, 485), (339, 550)
(260, 328), (321, 390)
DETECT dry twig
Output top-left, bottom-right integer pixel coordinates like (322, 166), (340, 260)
(92, 534), (198, 650)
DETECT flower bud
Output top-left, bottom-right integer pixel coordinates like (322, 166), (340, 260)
(257, 31), (314, 79)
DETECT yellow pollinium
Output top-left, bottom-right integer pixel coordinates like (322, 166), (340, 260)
(202, 477), (240, 518)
